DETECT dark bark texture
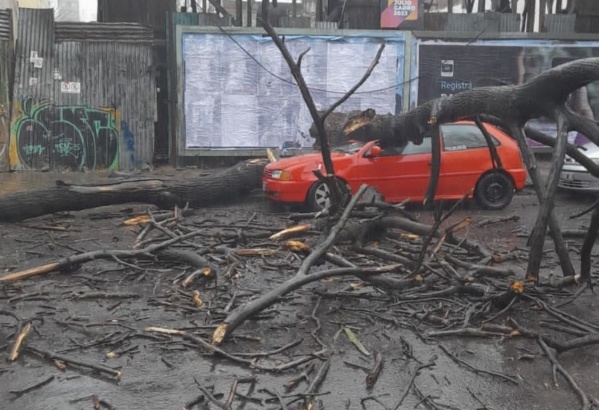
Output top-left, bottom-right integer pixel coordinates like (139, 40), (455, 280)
(0, 159), (268, 222)
(333, 58), (599, 282)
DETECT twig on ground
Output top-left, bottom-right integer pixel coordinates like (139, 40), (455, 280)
(366, 351), (384, 389)
(538, 337), (591, 410)
(438, 344), (519, 384)
(9, 375), (55, 396)
(393, 356), (436, 409)
(9, 322), (32, 361)
(27, 345), (121, 379)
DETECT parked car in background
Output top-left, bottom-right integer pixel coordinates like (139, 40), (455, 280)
(559, 141), (599, 193)
(263, 121), (527, 211)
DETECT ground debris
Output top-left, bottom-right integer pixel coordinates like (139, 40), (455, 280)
(0, 190), (597, 409)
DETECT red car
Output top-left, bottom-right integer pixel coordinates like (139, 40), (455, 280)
(263, 121), (527, 211)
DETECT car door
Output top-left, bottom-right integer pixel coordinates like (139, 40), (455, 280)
(437, 124), (497, 198)
(349, 139), (432, 203)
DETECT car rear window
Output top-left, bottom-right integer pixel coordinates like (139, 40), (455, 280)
(441, 124), (499, 151)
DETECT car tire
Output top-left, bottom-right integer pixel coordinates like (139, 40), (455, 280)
(475, 172), (515, 210)
(306, 179), (349, 212)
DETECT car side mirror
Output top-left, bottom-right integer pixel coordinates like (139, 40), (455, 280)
(369, 145), (382, 157)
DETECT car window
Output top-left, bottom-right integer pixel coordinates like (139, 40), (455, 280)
(400, 137), (432, 155)
(441, 124), (499, 152)
(332, 141), (365, 154)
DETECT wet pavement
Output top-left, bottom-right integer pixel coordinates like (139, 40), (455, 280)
(1, 159), (599, 410)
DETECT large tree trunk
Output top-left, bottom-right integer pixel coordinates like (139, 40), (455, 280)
(0, 159), (268, 222)
(326, 58), (599, 282)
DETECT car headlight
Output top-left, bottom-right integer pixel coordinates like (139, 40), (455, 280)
(271, 170), (292, 180)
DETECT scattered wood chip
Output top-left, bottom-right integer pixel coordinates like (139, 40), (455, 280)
(9, 322), (32, 361)
(269, 224), (312, 241)
(192, 290), (204, 307)
(123, 214), (151, 226)
(233, 248), (278, 257)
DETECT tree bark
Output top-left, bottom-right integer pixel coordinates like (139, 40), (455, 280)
(509, 126), (575, 280)
(0, 159), (268, 222)
(345, 58), (599, 281)
(370, 59), (599, 149)
(524, 111), (573, 280)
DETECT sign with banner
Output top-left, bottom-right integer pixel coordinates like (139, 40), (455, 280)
(381, 0), (418, 29)
(417, 40), (599, 148)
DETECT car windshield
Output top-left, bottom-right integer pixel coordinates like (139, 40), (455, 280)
(332, 141), (366, 154)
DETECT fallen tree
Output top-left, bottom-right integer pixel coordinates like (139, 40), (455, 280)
(253, 0), (599, 285)
(3, 10), (599, 406)
(0, 159), (268, 222)
(307, 60), (599, 285)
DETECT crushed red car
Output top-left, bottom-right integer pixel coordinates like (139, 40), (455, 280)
(263, 121), (527, 211)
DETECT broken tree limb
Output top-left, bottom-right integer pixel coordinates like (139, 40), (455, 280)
(156, 249), (216, 277)
(212, 264), (402, 345)
(27, 345), (122, 379)
(580, 202), (599, 286)
(509, 125), (575, 281)
(525, 110), (572, 281)
(0, 159), (268, 222)
(0, 229), (210, 282)
(538, 337), (592, 410)
(349, 59), (599, 285)
(381, 216), (492, 260)
(424, 102), (442, 205)
(146, 327), (326, 372)
(508, 318), (599, 355)
(9, 322), (32, 361)
(213, 185), (385, 344)
(438, 344), (519, 384)
(365, 351), (384, 389)
(426, 58), (599, 131)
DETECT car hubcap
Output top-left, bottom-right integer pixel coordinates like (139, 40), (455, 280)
(486, 180), (504, 202)
(314, 183), (331, 209)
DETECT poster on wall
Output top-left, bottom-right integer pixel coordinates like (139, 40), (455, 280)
(417, 41), (599, 148)
(381, 0), (418, 29)
(182, 33), (405, 150)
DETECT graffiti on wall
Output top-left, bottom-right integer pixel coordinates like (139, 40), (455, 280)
(121, 120), (135, 166)
(10, 98), (120, 171)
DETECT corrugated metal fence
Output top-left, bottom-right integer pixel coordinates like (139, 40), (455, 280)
(0, 8), (12, 170)
(9, 8), (156, 172)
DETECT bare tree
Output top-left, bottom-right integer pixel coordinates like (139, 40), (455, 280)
(257, 1), (385, 215)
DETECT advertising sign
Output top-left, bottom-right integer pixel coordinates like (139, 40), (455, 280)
(417, 41), (599, 148)
(381, 0), (418, 29)
(182, 33), (406, 149)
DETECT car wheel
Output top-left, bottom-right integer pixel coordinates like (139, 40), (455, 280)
(306, 179), (349, 212)
(475, 172), (515, 210)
